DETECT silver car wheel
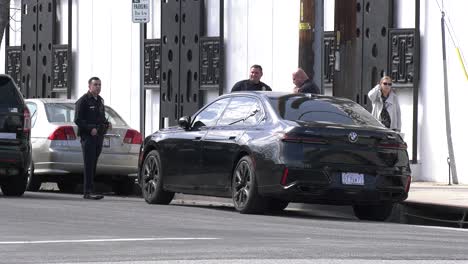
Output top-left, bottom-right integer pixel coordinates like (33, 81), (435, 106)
(141, 150), (174, 204)
(142, 155), (159, 197)
(233, 160), (253, 209)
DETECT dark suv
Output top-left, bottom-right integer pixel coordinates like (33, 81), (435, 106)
(0, 74), (31, 196)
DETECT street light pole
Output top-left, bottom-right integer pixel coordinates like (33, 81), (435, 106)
(441, 11), (458, 184)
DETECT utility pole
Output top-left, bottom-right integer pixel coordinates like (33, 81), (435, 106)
(0, 0), (10, 47)
(298, 0), (315, 80)
(441, 11), (458, 184)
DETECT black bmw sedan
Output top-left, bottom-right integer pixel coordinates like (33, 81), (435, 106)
(138, 92), (411, 221)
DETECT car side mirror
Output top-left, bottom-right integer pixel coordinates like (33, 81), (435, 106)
(178, 116), (191, 130)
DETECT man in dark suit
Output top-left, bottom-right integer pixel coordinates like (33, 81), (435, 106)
(74, 77), (111, 200)
(292, 68), (320, 94)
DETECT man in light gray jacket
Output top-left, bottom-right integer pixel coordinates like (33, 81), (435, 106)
(367, 76), (401, 132)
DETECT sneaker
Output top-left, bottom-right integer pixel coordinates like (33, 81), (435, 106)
(83, 194), (104, 200)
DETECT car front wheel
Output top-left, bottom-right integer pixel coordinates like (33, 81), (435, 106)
(26, 162), (41, 192)
(353, 203), (394, 221)
(232, 156), (266, 214)
(140, 150), (174, 204)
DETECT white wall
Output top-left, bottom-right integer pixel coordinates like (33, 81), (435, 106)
(222, 0), (299, 95)
(73, 1), (141, 132)
(395, 0), (468, 183)
(422, 0), (468, 184)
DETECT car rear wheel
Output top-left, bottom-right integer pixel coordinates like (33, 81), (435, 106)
(353, 202), (394, 221)
(140, 150), (174, 204)
(1, 169), (28, 196)
(26, 162), (41, 192)
(232, 156), (266, 214)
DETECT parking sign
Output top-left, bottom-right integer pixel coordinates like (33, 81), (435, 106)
(132, 0), (150, 23)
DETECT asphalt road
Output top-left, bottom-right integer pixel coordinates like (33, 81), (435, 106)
(0, 191), (467, 264)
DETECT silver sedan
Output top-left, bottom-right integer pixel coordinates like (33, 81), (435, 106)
(25, 99), (141, 195)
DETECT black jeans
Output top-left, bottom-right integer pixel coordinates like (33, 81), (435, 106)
(81, 134), (104, 194)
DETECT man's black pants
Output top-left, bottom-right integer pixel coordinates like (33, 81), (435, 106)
(81, 135), (104, 194)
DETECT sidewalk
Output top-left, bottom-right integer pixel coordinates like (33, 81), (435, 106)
(405, 181), (468, 209)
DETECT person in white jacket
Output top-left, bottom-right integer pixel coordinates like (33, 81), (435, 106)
(367, 76), (401, 132)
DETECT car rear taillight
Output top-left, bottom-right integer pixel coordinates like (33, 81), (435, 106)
(378, 142), (407, 150)
(123, 129), (142, 144)
(23, 107), (31, 133)
(405, 175), (412, 193)
(280, 167), (289, 186)
(48, 126), (77, 140)
(280, 133), (328, 144)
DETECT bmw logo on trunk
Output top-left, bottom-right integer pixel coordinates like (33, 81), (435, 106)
(348, 132), (358, 143)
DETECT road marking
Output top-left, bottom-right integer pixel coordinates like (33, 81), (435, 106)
(0, 237), (219, 245)
(417, 225), (468, 232)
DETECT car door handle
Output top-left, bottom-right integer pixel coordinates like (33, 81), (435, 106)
(194, 136), (202, 140)
(228, 136), (236, 140)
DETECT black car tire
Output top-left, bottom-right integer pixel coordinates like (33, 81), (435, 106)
(140, 150), (174, 204)
(1, 169), (28, 196)
(353, 202), (394, 221)
(112, 177), (135, 196)
(26, 162), (41, 192)
(57, 180), (77, 193)
(232, 156), (266, 214)
(266, 198), (289, 212)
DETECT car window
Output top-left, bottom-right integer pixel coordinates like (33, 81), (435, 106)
(104, 107), (127, 126)
(218, 97), (263, 126)
(44, 103), (127, 126)
(268, 95), (382, 127)
(0, 76), (22, 106)
(45, 103), (75, 122)
(25, 102), (38, 127)
(191, 98), (230, 128)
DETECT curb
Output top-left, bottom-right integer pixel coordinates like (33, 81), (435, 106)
(396, 201), (468, 228)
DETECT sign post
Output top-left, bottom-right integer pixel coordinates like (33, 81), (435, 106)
(132, 0), (150, 138)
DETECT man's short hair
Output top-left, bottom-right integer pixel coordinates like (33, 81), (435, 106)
(250, 64), (263, 72)
(88, 77), (101, 85)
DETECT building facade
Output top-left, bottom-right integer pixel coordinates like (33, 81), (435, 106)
(1, 0), (467, 183)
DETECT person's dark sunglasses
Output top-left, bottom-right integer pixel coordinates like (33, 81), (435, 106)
(382, 82), (392, 86)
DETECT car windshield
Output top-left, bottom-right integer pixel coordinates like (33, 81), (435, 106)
(268, 95), (383, 127)
(45, 103), (127, 126)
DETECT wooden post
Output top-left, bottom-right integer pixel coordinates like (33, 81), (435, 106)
(298, 0), (315, 79)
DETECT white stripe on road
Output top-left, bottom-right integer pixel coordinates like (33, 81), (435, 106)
(417, 225), (468, 232)
(0, 237), (219, 245)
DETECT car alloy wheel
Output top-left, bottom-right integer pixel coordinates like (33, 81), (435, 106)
(232, 156), (266, 214)
(26, 162), (41, 192)
(141, 150), (174, 204)
(233, 159), (252, 208)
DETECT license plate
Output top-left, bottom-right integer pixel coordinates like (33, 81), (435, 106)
(341, 172), (364, 185)
(103, 137), (110, 148)
(0, 132), (16, 139)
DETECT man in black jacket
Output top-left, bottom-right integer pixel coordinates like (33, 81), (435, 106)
(292, 68), (320, 94)
(231, 64), (272, 92)
(74, 77), (111, 200)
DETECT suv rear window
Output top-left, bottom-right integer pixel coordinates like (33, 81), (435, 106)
(0, 76), (25, 135)
(0, 76), (22, 106)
